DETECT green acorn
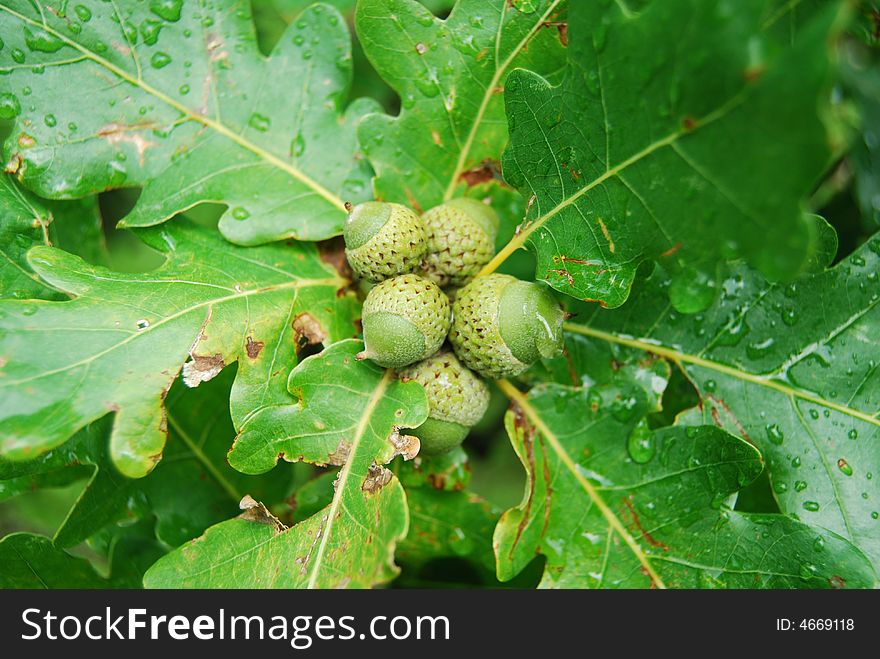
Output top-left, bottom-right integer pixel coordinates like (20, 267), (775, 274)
(421, 198), (499, 287)
(358, 274), (452, 368)
(449, 274), (565, 379)
(344, 201), (427, 282)
(398, 351), (490, 455)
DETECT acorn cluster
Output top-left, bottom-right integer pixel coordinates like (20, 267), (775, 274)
(344, 200), (565, 455)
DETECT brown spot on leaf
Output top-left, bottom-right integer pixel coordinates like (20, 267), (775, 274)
(389, 429), (420, 461)
(245, 336), (264, 359)
(623, 496), (669, 552)
(5, 154), (23, 175)
(660, 242), (683, 258)
(459, 160), (500, 187)
(182, 353), (225, 387)
(362, 463), (393, 494)
(328, 440), (351, 466)
(743, 66), (765, 82)
(828, 575), (846, 589)
(97, 123), (156, 164)
(17, 134), (35, 149)
(239, 495), (288, 533)
(682, 116), (696, 132)
(597, 217), (615, 253)
(431, 129), (443, 147)
(293, 313), (328, 360)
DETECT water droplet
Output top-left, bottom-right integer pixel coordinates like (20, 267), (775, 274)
(293, 34), (305, 46)
(231, 207), (250, 220)
(136, 319), (150, 330)
(765, 423), (784, 445)
(21, 305), (37, 316)
(848, 428), (858, 440)
(802, 501), (820, 512)
(669, 266), (718, 313)
(249, 113), (270, 132)
(74, 4), (92, 21)
(872, 512), (878, 520)
(704, 379), (716, 393)
(415, 42), (427, 55)
(0, 93), (21, 120)
(44, 114), (56, 127)
(11, 48), (25, 63)
(781, 308), (798, 326)
(179, 84), (190, 95)
(140, 19), (164, 46)
(791, 456), (802, 468)
(772, 480), (788, 494)
(794, 480), (807, 491)
(150, 52), (171, 69)
(123, 22), (138, 44)
(746, 337), (775, 360)
(150, 0), (183, 22)
(626, 419), (655, 464)
(24, 26), (65, 53)
(813, 537), (825, 552)
(799, 563), (818, 579)
(834, 458), (853, 476)
(808, 409), (819, 420)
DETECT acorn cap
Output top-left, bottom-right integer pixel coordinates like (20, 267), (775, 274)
(344, 201), (427, 282)
(449, 274), (564, 379)
(398, 351), (490, 455)
(359, 274), (451, 368)
(421, 199), (499, 288)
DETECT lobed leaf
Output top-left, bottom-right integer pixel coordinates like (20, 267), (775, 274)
(357, 0), (566, 211)
(145, 341), (427, 588)
(0, 0), (374, 243)
(564, 234), (880, 566)
(495, 381), (877, 588)
(0, 219), (357, 477)
(497, 0), (845, 307)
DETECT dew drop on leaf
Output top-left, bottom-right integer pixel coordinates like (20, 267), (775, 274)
(0, 94), (21, 120)
(765, 423), (784, 445)
(231, 207), (250, 220)
(150, 52), (172, 69)
(74, 4), (92, 21)
(837, 459), (853, 476)
(802, 501), (820, 512)
(150, 0), (183, 22)
(626, 419), (654, 464)
(141, 19), (163, 45)
(249, 113), (270, 132)
(24, 26), (65, 53)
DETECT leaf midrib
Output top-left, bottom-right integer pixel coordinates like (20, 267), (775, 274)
(563, 322), (880, 429)
(306, 369), (394, 589)
(443, 0), (564, 201)
(496, 378), (668, 589)
(0, 4), (347, 214)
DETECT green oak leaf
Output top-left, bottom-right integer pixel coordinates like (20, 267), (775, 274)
(842, 46), (880, 230)
(0, 219), (357, 478)
(0, 368), (295, 548)
(498, 0), (845, 307)
(144, 341), (427, 588)
(356, 0), (566, 211)
(495, 382), (877, 588)
(0, 525), (165, 588)
(0, 174), (106, 300)
(563, 233), (880, 566)
(229, 339), (428, 473)
(0, 1), (375, 244)
(0, 533), (110, 587)
(396, 487), (499, 582)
